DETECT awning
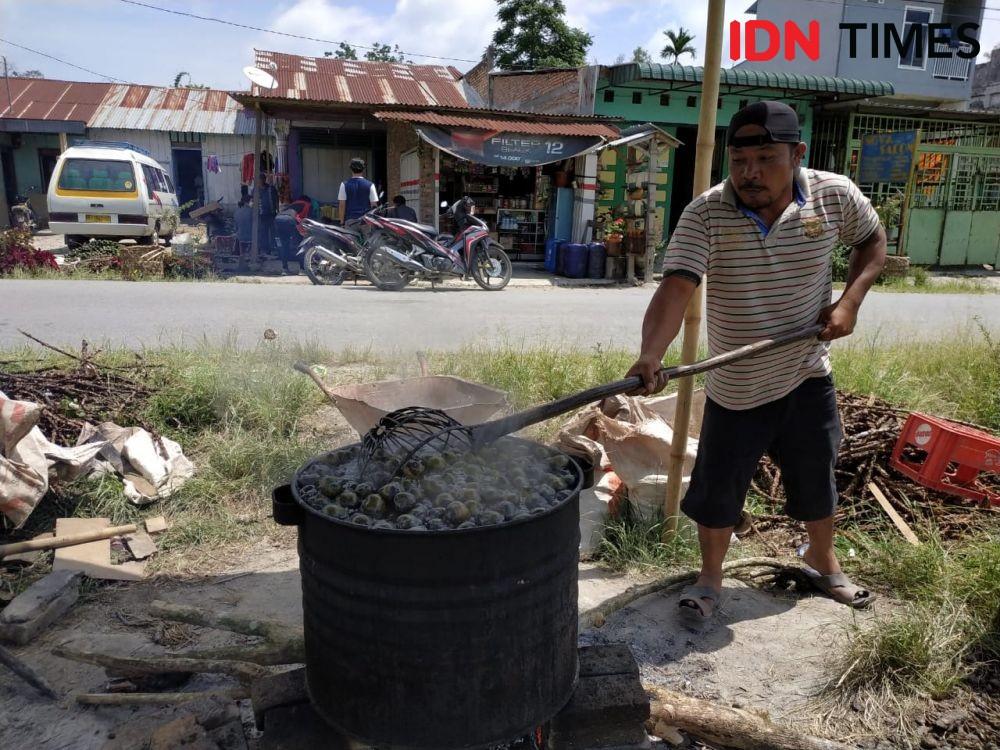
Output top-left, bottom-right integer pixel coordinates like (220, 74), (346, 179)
(602, 123), (683, 149)
(374, 110), (619, 167)
(608, 64), (895, 99)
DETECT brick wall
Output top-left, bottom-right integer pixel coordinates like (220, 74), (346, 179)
(386, 121), (437, 224)
(490, 70), (582, 114)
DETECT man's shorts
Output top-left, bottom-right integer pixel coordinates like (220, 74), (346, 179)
(680, 375), (842, 529)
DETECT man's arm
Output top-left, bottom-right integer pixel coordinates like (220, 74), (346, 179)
(337, 182), (346, 223)
(818, 225), (887, 341)
(369, 184), (379, 208)
(626, 274), (699, 394)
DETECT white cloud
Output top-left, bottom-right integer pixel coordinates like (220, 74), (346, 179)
(270, 0), (496, 65)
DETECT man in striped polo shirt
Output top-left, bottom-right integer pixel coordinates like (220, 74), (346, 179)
(627, 101), (886, 623)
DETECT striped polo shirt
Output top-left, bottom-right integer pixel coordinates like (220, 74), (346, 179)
(663, 167), (880, 411)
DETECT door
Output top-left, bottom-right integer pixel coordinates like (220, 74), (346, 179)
(38, 149), (60, 192)
(400, 148), (420, 220)
(1, 147), (16, 206)
(171, 147), (203, 212)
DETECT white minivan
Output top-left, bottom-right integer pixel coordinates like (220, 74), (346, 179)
(47, 141), (179, 248)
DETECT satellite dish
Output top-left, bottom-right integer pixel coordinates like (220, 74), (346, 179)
(243, 66), (278, 90)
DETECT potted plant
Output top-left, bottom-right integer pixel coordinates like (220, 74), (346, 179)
(604, 217), (626, 256)
(876, 193), (903, 243)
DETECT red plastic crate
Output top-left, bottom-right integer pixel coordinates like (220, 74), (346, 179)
(890, 413), (1000, 506)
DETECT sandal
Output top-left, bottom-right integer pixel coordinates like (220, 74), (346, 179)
(803, 569), (875, 609)
(678, 585), (720, 629)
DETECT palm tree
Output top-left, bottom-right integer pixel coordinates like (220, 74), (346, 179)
(661, 27), (696, 63)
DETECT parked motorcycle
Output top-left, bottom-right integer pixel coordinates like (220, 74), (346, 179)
(363, 197), (512, 292)
(298, 205), (448, 287)
(297, 219), (364, 286)
(10, 189), (38, 233)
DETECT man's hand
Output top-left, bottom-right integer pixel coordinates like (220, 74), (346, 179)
(817, 298), (859, 341)
(626, 356), (669, 396)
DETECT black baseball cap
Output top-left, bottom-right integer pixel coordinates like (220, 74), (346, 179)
(727, 101), (801, 148)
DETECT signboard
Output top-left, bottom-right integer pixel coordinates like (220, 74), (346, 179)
(858, 131), (919, 184)
(415, 126), (604, 167)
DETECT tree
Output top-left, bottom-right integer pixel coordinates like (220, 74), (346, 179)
(631, 47), (652, 64)
(613, 53), (626, 65)
(328, 43), (358, 60)
(172, 71), (207, 89)
(364, 43), (410, 63)
(492, 0), (593, 70)
(326, 41), (409, 63)
(661, 27), (696, 63)
(10, 68), (44, 78)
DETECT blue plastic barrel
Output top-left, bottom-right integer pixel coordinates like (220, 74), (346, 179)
(555, 242), (568, 275)
(544, 237), (562, 273)
(562, 244), (589, 278)
(587, 243), (607, 280)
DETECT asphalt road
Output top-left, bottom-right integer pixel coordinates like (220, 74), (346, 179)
(2, 279), (999, 353)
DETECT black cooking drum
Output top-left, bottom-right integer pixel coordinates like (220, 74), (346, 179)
(273, 436), (582, 749)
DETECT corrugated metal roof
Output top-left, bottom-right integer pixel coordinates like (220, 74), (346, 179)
(0, 78), (111, 123)
(89, 84), (257, 134)
(374, 110), (619, 138)
(248, 49), (471, 108)
(608, 64), (895, 97)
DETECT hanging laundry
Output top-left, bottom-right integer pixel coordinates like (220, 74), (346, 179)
(242, 152), (256, 184)
(206, 154), (220, 174)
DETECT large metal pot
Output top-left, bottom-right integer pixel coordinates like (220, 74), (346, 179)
(273, 438), (582, 749)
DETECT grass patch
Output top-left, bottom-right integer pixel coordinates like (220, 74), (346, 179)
(832, 324), (1000, 431)
(596, 511), (701, 572)
(827, 528), (1000, 725)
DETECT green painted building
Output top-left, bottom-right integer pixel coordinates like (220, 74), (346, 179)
(591, 64), (894, 239)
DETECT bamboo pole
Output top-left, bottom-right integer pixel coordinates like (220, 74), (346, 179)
(662, 0), (725, 537)
(249, 105), (263, 271)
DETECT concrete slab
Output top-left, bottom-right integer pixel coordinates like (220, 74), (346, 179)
(0, 570), (81, 645)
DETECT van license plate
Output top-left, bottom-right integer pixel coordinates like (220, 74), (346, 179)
(85, 214), (111, 223)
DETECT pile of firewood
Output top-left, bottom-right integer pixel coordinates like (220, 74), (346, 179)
(0, 333), (154, 446)
(753, 392), (1000, 539)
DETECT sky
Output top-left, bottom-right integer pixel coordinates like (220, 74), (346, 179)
(0, 0), (997, 90)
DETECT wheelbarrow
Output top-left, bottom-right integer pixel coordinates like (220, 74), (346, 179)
(293, 357), (509, 435)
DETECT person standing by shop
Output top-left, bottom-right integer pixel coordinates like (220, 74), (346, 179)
(626, 101), (887, 624)
(257, 174), (278, 256)
(234, 197), (253, 258)
(273, 197), (311, 275)
(337, 158), (379, 224)
(387, 195), (418, 222)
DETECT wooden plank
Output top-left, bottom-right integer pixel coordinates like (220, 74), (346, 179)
(868, 483), (921, 546)
(53, 518), (146, 580)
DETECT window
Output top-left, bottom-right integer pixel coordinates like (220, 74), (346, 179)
(686, 96), (697, 107)
(603, 90), (615, 103)
(57, 159), (136, 192)
(632, 91), (642, 104)
(739, 99), (749, 110)
(899, 6), (934, 70)
(142, 164), (166, 198)
(159, 169), (175, 194)
(659, 94), (670, 106)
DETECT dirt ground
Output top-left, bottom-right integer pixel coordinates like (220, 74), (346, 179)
(0, 535), (883, 750)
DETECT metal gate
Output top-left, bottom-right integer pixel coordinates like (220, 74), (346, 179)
(906, 151), (1000, 266)
(822, 112), (1000, 266)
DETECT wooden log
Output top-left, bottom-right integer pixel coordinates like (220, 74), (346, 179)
(76, 688), (247, 706)
(52, 645), (268, 684)
(148, 600), (304, 665)
(0, 643), (57, 699)
(647, 685), (853, 750)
